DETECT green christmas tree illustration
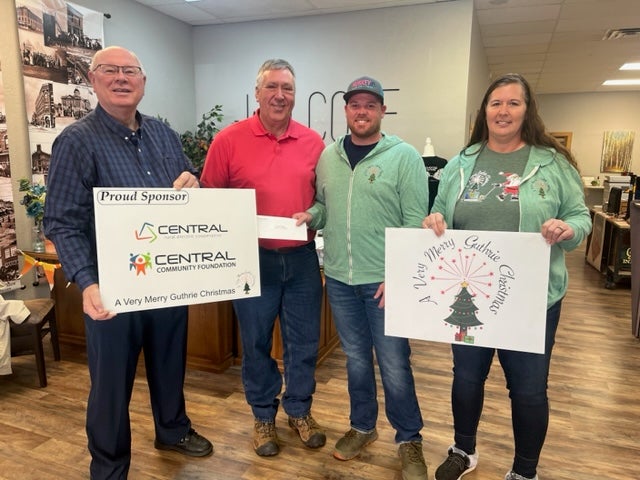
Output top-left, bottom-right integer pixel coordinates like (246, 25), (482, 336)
(444, 281), (483, 341)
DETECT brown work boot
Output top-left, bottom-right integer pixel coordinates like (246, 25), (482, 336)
(333, 428), (378, 460)
(253, 420), (279, 456)
(288, 414), (326, 448)
(399, 441), (428, 480)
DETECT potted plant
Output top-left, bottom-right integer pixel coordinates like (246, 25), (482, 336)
(180, 105), (224, 172)
(18, 177), (47, 252)
(158, 105), (224, 173)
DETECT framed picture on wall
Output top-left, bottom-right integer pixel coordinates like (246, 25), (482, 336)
(600, 130), (635, 173)
(550, 132), (572, 149)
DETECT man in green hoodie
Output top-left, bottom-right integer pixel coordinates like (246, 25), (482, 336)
(295, 76), (429, 480)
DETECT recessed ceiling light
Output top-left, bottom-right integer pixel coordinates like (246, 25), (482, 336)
(620, 63), (640, 70)
(602, 79), (640, 86)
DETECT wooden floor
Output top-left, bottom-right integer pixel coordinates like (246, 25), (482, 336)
(1, 243), (639, 480)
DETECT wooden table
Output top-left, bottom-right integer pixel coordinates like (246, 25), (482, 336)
(22, 250), (86, 346)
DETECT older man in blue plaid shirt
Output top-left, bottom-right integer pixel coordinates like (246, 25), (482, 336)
(43, 46), (212, 480)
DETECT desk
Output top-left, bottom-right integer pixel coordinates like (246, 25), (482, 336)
(20, 251), (339, 372)
(585, 208), (631, 288)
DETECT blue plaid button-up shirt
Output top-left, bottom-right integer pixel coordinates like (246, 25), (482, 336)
(43, 103), (196, 291)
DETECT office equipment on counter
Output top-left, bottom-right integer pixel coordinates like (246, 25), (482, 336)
(624, 174), (636, 220)
(602, 175), (630, 209)
(606, 186), (623, 215)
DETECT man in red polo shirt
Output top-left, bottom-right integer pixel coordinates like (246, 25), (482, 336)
(200, 58), (326, 457)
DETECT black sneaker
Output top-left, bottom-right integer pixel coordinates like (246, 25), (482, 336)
(154, 428), (213, 457)
(434, 445), (478, 480)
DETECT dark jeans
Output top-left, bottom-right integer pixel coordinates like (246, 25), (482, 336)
(325, 276), (424, 443)
(451, 300), (562, 478)
(233, 242), (322, 421)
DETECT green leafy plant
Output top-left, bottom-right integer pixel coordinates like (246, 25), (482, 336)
(157, 105), (224, 172)
(18, 177), (46, 225)
(180, 106), (225, 172)
(180, 105), (224, 171)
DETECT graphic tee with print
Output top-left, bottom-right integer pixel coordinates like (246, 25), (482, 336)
(453, 145), (530, 232)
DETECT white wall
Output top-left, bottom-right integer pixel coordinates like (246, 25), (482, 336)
(69, 0), (196, 132)
(192, 0), (475, 160)
(464, 6), (490, 153)
(538, 92), (640, 177)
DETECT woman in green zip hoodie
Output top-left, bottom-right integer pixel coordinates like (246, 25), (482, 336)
(423, 73), (591, 480)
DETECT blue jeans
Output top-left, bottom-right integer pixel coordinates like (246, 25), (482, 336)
(451, 300), (562, 478)
(325, 277), (424, 443)
(233, 242), (322, 422)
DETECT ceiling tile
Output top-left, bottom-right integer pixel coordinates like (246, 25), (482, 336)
(129, 0), (640, 93)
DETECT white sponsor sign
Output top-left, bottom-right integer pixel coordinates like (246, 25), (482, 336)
(93, 188), (260, 313)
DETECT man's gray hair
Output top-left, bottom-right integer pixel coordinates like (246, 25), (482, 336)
(255, 59), (295, 89)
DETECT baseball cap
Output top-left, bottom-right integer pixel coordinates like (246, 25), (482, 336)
(343, 76), (384, 103)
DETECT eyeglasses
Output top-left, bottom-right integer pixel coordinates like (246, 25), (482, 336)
(93, 64), (143, 77)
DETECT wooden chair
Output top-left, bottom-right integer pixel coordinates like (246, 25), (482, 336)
(9, 298), (60, 387)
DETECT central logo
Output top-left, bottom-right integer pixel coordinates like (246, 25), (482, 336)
(130, 253), (152, 275)
(135, 222), (158, 242)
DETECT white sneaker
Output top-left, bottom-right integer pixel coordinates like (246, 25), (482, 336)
(434, 445), (478, 480)
(505, 471), (538, 480)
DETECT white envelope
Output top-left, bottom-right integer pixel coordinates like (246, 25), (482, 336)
(257, 215), (307, 240)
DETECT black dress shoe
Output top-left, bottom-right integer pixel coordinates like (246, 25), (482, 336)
(154, 428), (213, 457)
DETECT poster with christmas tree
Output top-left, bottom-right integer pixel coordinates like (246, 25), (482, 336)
(384, 228), (550, 353)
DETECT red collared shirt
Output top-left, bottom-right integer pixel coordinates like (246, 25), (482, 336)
(200, 112), (325, 249)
